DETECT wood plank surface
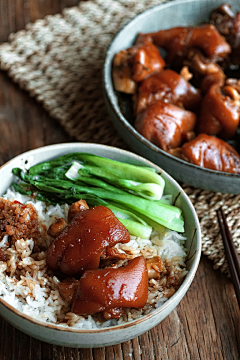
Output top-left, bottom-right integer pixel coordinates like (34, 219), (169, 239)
(0, 1), (239, 359)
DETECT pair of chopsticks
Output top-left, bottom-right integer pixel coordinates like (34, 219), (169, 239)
(216, 207), (240, 308)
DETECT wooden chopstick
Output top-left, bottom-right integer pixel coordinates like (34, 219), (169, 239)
(216, 207), (240, 308)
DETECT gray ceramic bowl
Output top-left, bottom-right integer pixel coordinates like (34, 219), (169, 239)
(0, 143), (201, 347)
(103, 0), (240, 194)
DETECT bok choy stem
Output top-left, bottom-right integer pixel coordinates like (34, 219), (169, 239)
(11, 152), (185, 234)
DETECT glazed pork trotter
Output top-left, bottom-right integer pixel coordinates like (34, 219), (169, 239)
(72, 256), (148, 319)
(135, 69), (202, 114)
(112, 39), (165, 94)
(149, 24), (231, 63)
(46, 206), (130, 276)
(198, 83), (240, 139)
(181, 134), (240, 173)
(135, 101), (196, 151)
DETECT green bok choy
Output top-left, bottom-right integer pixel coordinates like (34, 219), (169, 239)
(11, 153), (184, 236)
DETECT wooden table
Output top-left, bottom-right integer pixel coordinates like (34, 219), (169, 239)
(0, 1), (239, 359)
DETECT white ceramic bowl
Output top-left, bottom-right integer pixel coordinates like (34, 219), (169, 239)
(0, 143), (201, 347)
(103, 0), (240, 194)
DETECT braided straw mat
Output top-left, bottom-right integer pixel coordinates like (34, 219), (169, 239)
(0, 0), (239, 275)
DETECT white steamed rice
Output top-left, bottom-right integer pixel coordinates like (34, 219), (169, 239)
(0, 187), (188, 329)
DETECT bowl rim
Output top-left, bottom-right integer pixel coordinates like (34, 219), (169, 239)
(0, 142), (201, 333)
(103, 0), (240, 180)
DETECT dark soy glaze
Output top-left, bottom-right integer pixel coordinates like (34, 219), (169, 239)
(72, 256), (148, 319)
(46, 206), (130, 276)
(181, 133), (240, 173)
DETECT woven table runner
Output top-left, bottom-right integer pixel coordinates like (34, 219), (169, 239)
(0, 0), (239, 275)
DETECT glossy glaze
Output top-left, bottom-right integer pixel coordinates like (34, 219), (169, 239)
(135, 69), (202, 114)
(149, 24), (231, 62)
(130, 40), (166, 82)
(200, 69), (225, 93)
(72, 256), (148, 317)
(47, 206), (130, 276)
(112, 39), (165, 93)
(181, 134), (240, 173)
(135, 101), (196, 151)
(198, 84), (240, 139)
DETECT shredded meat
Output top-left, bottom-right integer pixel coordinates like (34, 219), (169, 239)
(146, 256), (166, 280)
(0, 248), (6, 261)
(0, 198), (40, 245)
(100, 247), (127, 267)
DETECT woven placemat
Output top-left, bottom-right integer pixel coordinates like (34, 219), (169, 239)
(0, 0), (239, 275)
